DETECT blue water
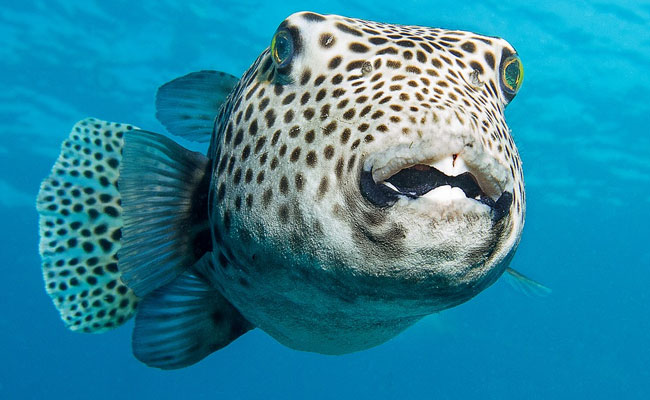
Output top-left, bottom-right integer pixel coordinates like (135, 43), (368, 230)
(2, 1), (649, 398)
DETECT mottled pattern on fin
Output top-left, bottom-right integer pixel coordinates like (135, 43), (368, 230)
(156, 70), (239, 142)
(132, 255), (253, 370)
(37, 118), (139, 333)
(119, 130), (211, 297)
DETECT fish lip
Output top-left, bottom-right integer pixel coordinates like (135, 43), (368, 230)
(360, 140), (515, 222)
(363, 142), (510, 201)
(359, 166), (513, 222)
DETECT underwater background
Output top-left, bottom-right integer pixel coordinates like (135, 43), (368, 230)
(1, 0), (649, 398)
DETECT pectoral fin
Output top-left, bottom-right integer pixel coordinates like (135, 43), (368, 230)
(504, 267), (552, 297)
(118, 129), (212, 297)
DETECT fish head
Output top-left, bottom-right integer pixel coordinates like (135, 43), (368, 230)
(212, 12), (526, 315)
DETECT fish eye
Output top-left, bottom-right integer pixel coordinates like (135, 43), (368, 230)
(500, 55), (524, 98)
(271, 28), (294, 69)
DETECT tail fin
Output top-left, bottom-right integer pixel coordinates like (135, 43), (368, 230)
(37, 118), (139, 332)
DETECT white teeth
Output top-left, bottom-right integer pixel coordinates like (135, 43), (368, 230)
(421, 185), (467, 202)
(429, 155), (470, 177)
(382, 181), (399, 192)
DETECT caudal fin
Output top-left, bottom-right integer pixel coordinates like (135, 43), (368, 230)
(37, 118), (139, 332)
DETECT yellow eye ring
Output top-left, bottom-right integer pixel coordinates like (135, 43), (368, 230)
(501, 55), (524, 95)
(270, 28), (294, 68)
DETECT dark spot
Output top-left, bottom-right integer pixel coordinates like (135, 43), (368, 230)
(300, 69), (312, 85)
(349, 42), (369, 53)
(302, 12), (325, 22)
(248, 120), (258, 136)
(278, 204), (290, 223)
(295, 173), (304, 191)
(461, 41), (476, 53)
(377, 47), (398, 55)
(104, 206), (120, 218)
(316, 88), (327, 102)
(318, 177), (329, 197)
(340, 128), (351, 144)
(254, 137), (266, 153)
(241, 145), (251, 161)
(259, 97), (270, 111)
(262, 189), (273, 207)
(289, 126), (301, 138)
(322, 121), (337, 135)
(328, 56), (342, 69)
(369, 37), (387, 45)
(233, 129), (244, 147)
(484, 51), (495, 69)
(306, 151), (317, 167)
(324, 145), (334, 160)
(386, 60), (401, 69)
(290, 147), (301, 162)
(335, 158), (344, 180)
(320, 33), (335, 48)
(470, 61), (484, 74)
(111, 229), (121, 241)
(335, 22), (362, 37)
(346, 60), (365, 72)
(279, 176), (289, 194)
(282, 93), (296, 105)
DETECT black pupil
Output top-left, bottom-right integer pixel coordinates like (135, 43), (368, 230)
(505, 61), (519, 89)
(275, 33), (292, 64)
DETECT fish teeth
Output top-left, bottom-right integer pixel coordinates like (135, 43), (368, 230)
(428, 155), (470, 177)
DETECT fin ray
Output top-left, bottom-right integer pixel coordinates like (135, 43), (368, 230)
(118, 129), (211, 297)
(505, 267), (552, 297)
(132, 256), (253, 369)
(156, 70), (239, 142)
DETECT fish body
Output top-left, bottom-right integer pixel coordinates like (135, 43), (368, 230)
(37, 12), (530, 368)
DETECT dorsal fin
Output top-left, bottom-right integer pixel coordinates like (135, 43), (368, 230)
(155, 70), (239, 142)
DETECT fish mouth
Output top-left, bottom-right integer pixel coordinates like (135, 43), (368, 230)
(360, 155), (513, 222)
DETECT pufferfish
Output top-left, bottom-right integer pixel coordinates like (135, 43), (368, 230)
(36, 11), (548, 369)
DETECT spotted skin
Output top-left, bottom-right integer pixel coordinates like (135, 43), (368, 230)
(37, 12), (527, 357)
(37, 118), (138, 332)
(206, 12), (526, 353)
